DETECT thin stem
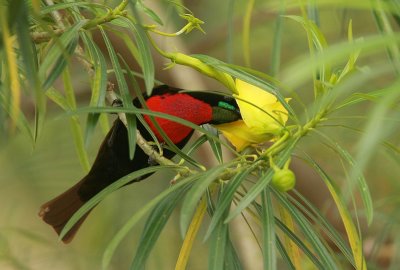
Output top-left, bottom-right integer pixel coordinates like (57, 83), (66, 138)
(145, 23), (193, 37)
(32, 0), (129, 43)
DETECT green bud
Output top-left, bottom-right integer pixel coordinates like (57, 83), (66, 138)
(271, 169), (296, 192)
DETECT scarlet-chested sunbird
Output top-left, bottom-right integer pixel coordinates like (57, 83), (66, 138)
(39, 85), (241, 243)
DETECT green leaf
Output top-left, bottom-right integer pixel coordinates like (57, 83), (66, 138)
(112, 31), (141, 67)
(226, 0), (235, 63)
(242, 0), (255, 67)
(274, 218), (324, 269)
(0, 88), (34, 143)
(335, 87), (394, 110)
(372, 1), (400, 74)
(40, 1), (106, 15)
(136, 0), (164, 25)
(62, 69), (90, 172)
(225, 138), (298, 223)
(185, 134), (208, 156)
(80, 32), (108, 146)
(335, 143), (373, 225)
(281, 32), (400, 89)
(208, 192), (230, 270)
(285, 15), (331, 87)
(131, 183), (190, 269)
(313, 130), (374, 226)
(253, 197), (327, 269)
(273, 190), (339, 269)
(100, 26), (137, 160)
(204, 167), (253, 240)
(102, 173), (198, 269)
(13, 0), (44, 143)
(276, 237), (295, 270)
(180, 163), (233, 236)
(270, 3), (285, 76)
(261, 188), (277, 270)
(39, 20), (87, 91)
(46, 88), (69, 110)
(223, 239), (243, 270)
(302, 155), (366, 270)
(117, 16), (154, 95)
(289, 190), (355, 266)
(351, 85), (400, 185)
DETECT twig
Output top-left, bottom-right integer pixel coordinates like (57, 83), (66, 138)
(44, 0), (66, 28)
(32, 0), (129, 43)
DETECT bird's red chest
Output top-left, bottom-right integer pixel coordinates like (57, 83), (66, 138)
(144, 93), (212, 143)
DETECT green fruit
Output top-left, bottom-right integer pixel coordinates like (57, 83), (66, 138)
(271, 169), (296, 192)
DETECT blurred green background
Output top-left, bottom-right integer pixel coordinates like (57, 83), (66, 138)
(1, 0), (400, 269)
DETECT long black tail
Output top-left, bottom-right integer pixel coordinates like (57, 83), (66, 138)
(39, 179), (93, 243)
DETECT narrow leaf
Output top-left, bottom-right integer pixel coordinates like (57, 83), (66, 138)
(175, 196), (207, 270)
(303, 155), (367, 270)
(204, 167), (253, 240)
(242, 0), (255, 67)
(118, 16), (154, 95)
(80, 32), (108, 145)
(100, 26), (137, 160)
(261, 188), (277, 270)
(226, 138), (298, 222)
(278, 202), (302, 269)
(39, 20), (87, 91)
(62, 69), (90, 172)
(136, 0), (164, 25)
(0, 9), (22, 131)
(180, 163), (233, 236)
(208, 197), (230, 270)
(131, 183), (190, 269)
(102, 174), (198, 269)
(335, 143), (373, 225)
(273, 191), (338, 269)
(14, 0), (44, 142)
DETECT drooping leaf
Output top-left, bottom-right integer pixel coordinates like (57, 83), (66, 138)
(180, 163), (233, 236)
(226, 138), (298, 222)
(302, 155), (367, 270)
(39, 20), (87, 91)
(131, 183), (190, 269)
(260, 188), (277, 270)
(100, 26), (137, 160)
(273, 190), (339, 269)
(204, 167), (254, 240)
(80, 32), (108, 145)
(102, 173), (198, 270)
(208, 188), (231, 270)
(117, 16), (154, 95)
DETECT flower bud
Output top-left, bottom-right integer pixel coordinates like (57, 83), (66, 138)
(271, 169), (296, 192)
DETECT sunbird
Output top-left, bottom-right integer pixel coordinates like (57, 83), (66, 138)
(39, 85), (241, 243)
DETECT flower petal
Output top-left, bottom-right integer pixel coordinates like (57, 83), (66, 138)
(216, 120), (272, 151)
(235, 79), (288, 135)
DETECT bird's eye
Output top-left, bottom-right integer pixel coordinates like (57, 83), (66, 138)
(218, 101), (236, 111)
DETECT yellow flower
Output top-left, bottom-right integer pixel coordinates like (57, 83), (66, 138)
(216, 79), (290, 151)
